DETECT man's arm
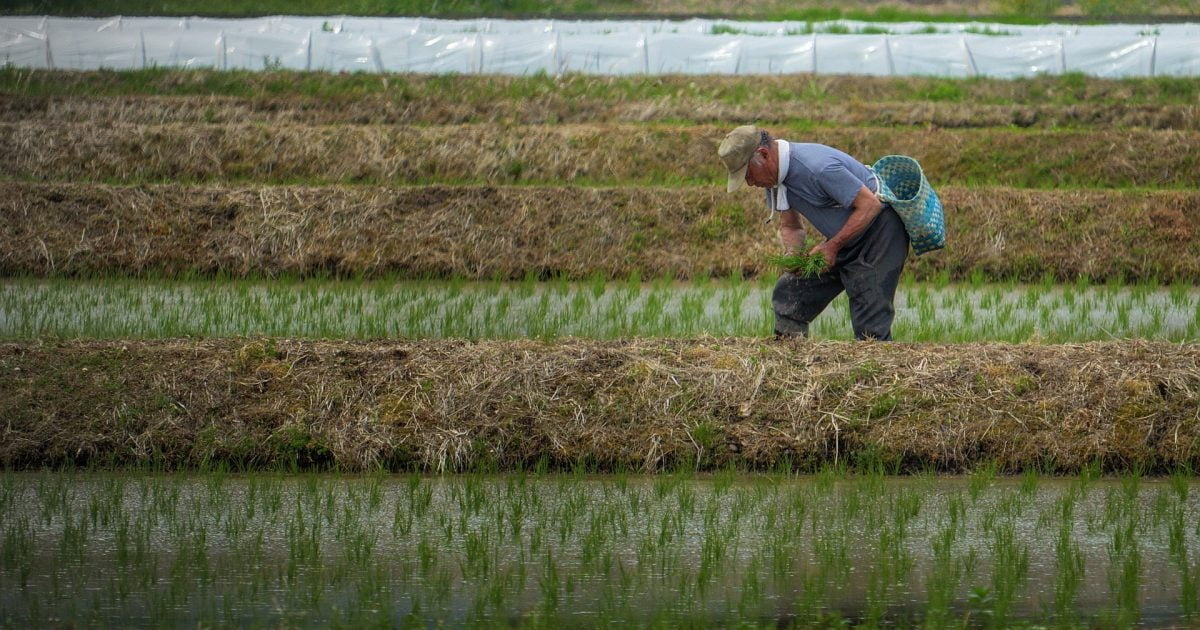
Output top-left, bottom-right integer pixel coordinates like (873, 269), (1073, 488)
(778, 209), (806, 253)
(810, 185), (883, 269)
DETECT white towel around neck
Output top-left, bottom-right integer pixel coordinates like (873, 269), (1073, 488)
(773, 139), (790, 212)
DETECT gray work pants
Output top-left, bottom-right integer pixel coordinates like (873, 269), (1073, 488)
(773, 206), (909, 341)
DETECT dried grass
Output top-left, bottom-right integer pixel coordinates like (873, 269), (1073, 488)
(2, 338), (1198, 473)
(2, 181), (1197, 281)
(8, 71), (1198, 115)
(1, 122), (1197, 188)
(4, 93), (1196, 130)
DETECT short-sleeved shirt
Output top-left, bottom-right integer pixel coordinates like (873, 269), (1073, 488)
(765, 142), (878, 240)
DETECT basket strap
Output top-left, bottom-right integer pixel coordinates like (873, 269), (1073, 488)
(868, 167), (884, 202)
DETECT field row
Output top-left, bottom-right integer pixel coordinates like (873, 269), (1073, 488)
(11, 71), (1198, 107)
(5, 278), (1200, 342)
(4, 71), (1199, 129)
(2, 472), (1197, 626)
(3, 122), (1195, 188)
(3, 182), (1195, 282)
(1, 338), (1196, 472)
(12, 94), (1197, 130)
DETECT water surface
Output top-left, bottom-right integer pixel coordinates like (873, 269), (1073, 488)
(3, 472), (1198, 626)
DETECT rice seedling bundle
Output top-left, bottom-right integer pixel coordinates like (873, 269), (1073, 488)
(765, 252), (828, 278)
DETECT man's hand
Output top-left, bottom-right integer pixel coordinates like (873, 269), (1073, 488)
(808, 241), (839, 272)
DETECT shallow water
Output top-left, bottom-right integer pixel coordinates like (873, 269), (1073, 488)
(1, 472), (1197, 627)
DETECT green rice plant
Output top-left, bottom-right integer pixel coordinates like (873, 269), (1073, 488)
(6, 277), (1200, 342)
(1107, 517), (1142, 625)
(1053, 517), (1085, 624)
(968, 461), (997, 503)
(1181, 559), (1200, 621)
(1168, 466), (1193, 504)
(924, 518), (961, 626)
(988, 521), (1029, 627)
(3, 471), (1200, 626)
(765, 252), (827, 279)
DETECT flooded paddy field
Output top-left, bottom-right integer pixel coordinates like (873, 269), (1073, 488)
(1, 471), (1198, 627)
(4, 277), (1199, 342)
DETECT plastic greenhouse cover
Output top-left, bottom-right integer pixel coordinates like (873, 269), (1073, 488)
(1063, 36), (1155, 77)
(374, 33), (480, 74)
(141, 29), (221, 69)
(0, 27), (49, 69)
(1155, 37), (1200, 77)
(736, 36), (817, 74)
(479, 33), (558, 75)
(888, 35), (974, 78)
(309, 32), (377, 72)
(47, 28), (143, 70)
(559, 34), (647, 75)
(960, 36), (1064, 78)
(224, 30), (310, 71)
(2, 15), (1197, 77)
(646, 34), (741, 74)
(813, 35), (891, 76)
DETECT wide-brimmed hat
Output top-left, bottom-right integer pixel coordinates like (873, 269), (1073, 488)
(718, 125), (760, 193)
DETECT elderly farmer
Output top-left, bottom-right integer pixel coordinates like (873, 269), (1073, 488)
(719, 125), (909, 341)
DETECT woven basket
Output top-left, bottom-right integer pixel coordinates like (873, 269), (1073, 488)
(871, 155), (945, 255)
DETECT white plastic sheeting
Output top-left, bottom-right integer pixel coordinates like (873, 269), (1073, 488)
(559, 34), (646, 74)
(375, 33), (478, 74)
(0, 27), (50, 69)
(964, 37), (1064, 78)
(1157, 37), (1200, 76)
(815, 35), (891, 76)
(889, 35), (975, 78)
(1, 15), (1197, 77)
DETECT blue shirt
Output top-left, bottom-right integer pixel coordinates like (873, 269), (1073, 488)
(765, 142), (878, 240)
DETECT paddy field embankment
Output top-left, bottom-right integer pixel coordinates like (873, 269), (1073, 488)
(3, 338), (1199, 473)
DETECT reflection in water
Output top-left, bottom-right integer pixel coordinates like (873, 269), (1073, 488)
(0, 472), (1197, 627)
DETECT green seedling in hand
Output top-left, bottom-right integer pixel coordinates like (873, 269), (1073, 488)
(766, 251), (827, 278)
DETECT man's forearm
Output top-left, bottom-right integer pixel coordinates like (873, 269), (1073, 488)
(827, 189), (884, 251)
(780, 225), (806, 253)
(827, 207), (879, 250)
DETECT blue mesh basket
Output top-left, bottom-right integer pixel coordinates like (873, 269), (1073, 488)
(871, 155), (945, 256)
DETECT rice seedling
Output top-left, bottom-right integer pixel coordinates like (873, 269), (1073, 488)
(5, 277), (1200, 343)
(1, 454), (1199, 625)
(765, 251), (828, 278)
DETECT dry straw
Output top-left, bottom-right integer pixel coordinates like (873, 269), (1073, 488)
(2, 338), (1198, 473)
(3, 93), (1196, 130)
(4, 72), (1197, 130)
(1, 122), (1196, 188)
(2, 181), (1196, 281)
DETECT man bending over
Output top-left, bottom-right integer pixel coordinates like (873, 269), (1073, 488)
(718, 125), (909, 340)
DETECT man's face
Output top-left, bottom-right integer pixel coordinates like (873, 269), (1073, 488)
(744, 146), (778, 188)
